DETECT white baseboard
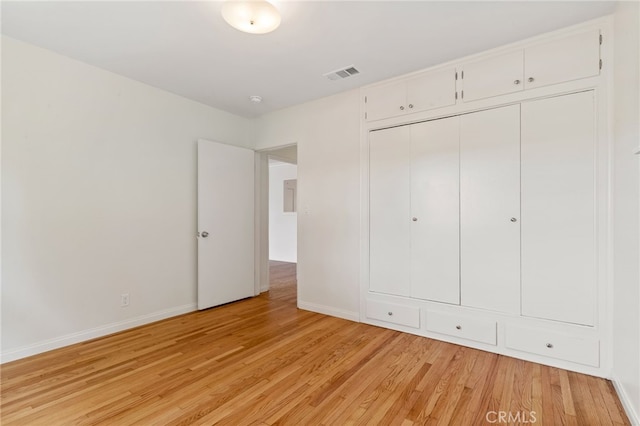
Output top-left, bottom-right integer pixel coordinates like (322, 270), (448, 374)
(1, 303), (197, 364)
(297, 300), (360, 322)
(612, 376), (640, 425)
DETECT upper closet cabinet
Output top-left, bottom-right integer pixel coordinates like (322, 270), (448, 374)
(365, 68), (457, 121)
(524, 29), (600, 90)
(461, 29), (601, 103)
(460, 51), (524, 103)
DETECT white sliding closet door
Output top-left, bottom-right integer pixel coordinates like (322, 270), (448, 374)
(521, 91), (596, 326)
(370, 126), (411, 296)
(410, 117), (460, 304)
(460, 105), (521, 314)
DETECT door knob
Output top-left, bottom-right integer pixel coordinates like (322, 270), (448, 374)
(510, 217), (517, 222)
(400, 106), (405, 110)
(514, 79), (521, 85)
(408, 104), (414, 109)
(201, 231), (209, 238)
(528, 77), (535, 83)
(412, 217), (418, 222)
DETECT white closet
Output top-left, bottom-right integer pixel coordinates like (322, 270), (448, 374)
(363, 22), (607, 376)
(369, 92), (596, 319)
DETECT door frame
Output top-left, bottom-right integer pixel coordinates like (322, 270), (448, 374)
(255, 143), (298, 294)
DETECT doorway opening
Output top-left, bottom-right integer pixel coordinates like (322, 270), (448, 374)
(258, 144), (298, 304)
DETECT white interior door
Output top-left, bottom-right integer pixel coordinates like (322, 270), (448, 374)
(197, 139), (255, 310)
(521, 92), (596, 326)
(369, 126), (411, 297)
(460, 105), (521, 314)
(410, 116), (460, 304)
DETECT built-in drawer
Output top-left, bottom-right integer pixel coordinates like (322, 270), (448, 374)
(366, 300), (420, 328)
(505, 324), (599, 367)
(425, 311), (497, 345)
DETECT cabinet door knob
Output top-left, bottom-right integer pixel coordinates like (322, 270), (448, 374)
(408, 104), (414, 109)
(455, 325), (462, 330)
(412, 217), (418, 222)
(510, 217), (517, 222)
(399, 106), (405, 110)
(528, 77), (535, 83)
(514, 79), (521, 85)
(388, 311), (393, 316)
(546, 343), (553, 348)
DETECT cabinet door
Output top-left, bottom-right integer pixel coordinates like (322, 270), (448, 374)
(460, 105), (521, 314)
(410, 116), (460, 304)
(369, 126), (411, 296)
(525, 30), (600, 89)
(407, 68), (457, 114)
(365, 80), (406, 121)
(461, 50), (524, 102)
(521, 92), (596, 326)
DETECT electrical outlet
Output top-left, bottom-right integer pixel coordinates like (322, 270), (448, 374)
(121, 293), (130, 307)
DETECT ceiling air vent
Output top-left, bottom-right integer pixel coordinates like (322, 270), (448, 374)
(323, 65), (360, 81)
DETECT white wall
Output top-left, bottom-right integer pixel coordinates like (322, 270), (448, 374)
(255, 90), (361, 320)
(1, 37), (254, 361)
(268, 162), (297, 263)
(612, 2), (640, 424)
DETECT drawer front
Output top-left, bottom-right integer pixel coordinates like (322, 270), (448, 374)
(425, 311), (497, 345)
(366, 300), (420, 328)
(505, 325), (599, 367)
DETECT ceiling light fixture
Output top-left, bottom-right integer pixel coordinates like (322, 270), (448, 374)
(221, 1), (281, 35)
(249, 95), (263, 103)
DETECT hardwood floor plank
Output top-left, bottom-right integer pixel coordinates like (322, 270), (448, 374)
(0, 261), (630, 425)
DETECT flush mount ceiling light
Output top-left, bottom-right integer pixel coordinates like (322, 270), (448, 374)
(221, 1), (281, 35)
(249, 95), (262, 103)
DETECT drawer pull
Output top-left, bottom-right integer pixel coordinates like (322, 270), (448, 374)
(399, 106), (405, 111)
(528, 77), (535, 83)
(408, 104), (414, 109)
(546, 343), (554, 349)
(455, 325), (462, 330)
(514, 79), (521, 85)
(388, 311), (393, 316)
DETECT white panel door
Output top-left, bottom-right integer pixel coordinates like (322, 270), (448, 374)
(369, 126), (411, 296)
(197, 140), (255, 310)
(461, 50), (524, 102)
(521, 92), (596, 326)
(525, 30), (600, 89)
(406, 68), (457, 114)
(410, 117), (460, 304)
(460, 105), (521, 314)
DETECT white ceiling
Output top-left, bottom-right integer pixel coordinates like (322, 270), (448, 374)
(1, 1), (616, 118)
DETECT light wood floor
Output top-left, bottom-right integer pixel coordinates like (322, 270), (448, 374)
(1, 261), (630, 425)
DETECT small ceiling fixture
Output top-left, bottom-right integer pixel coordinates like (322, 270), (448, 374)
(249, 95), (263, 103)
(221, 1), (281, 35)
